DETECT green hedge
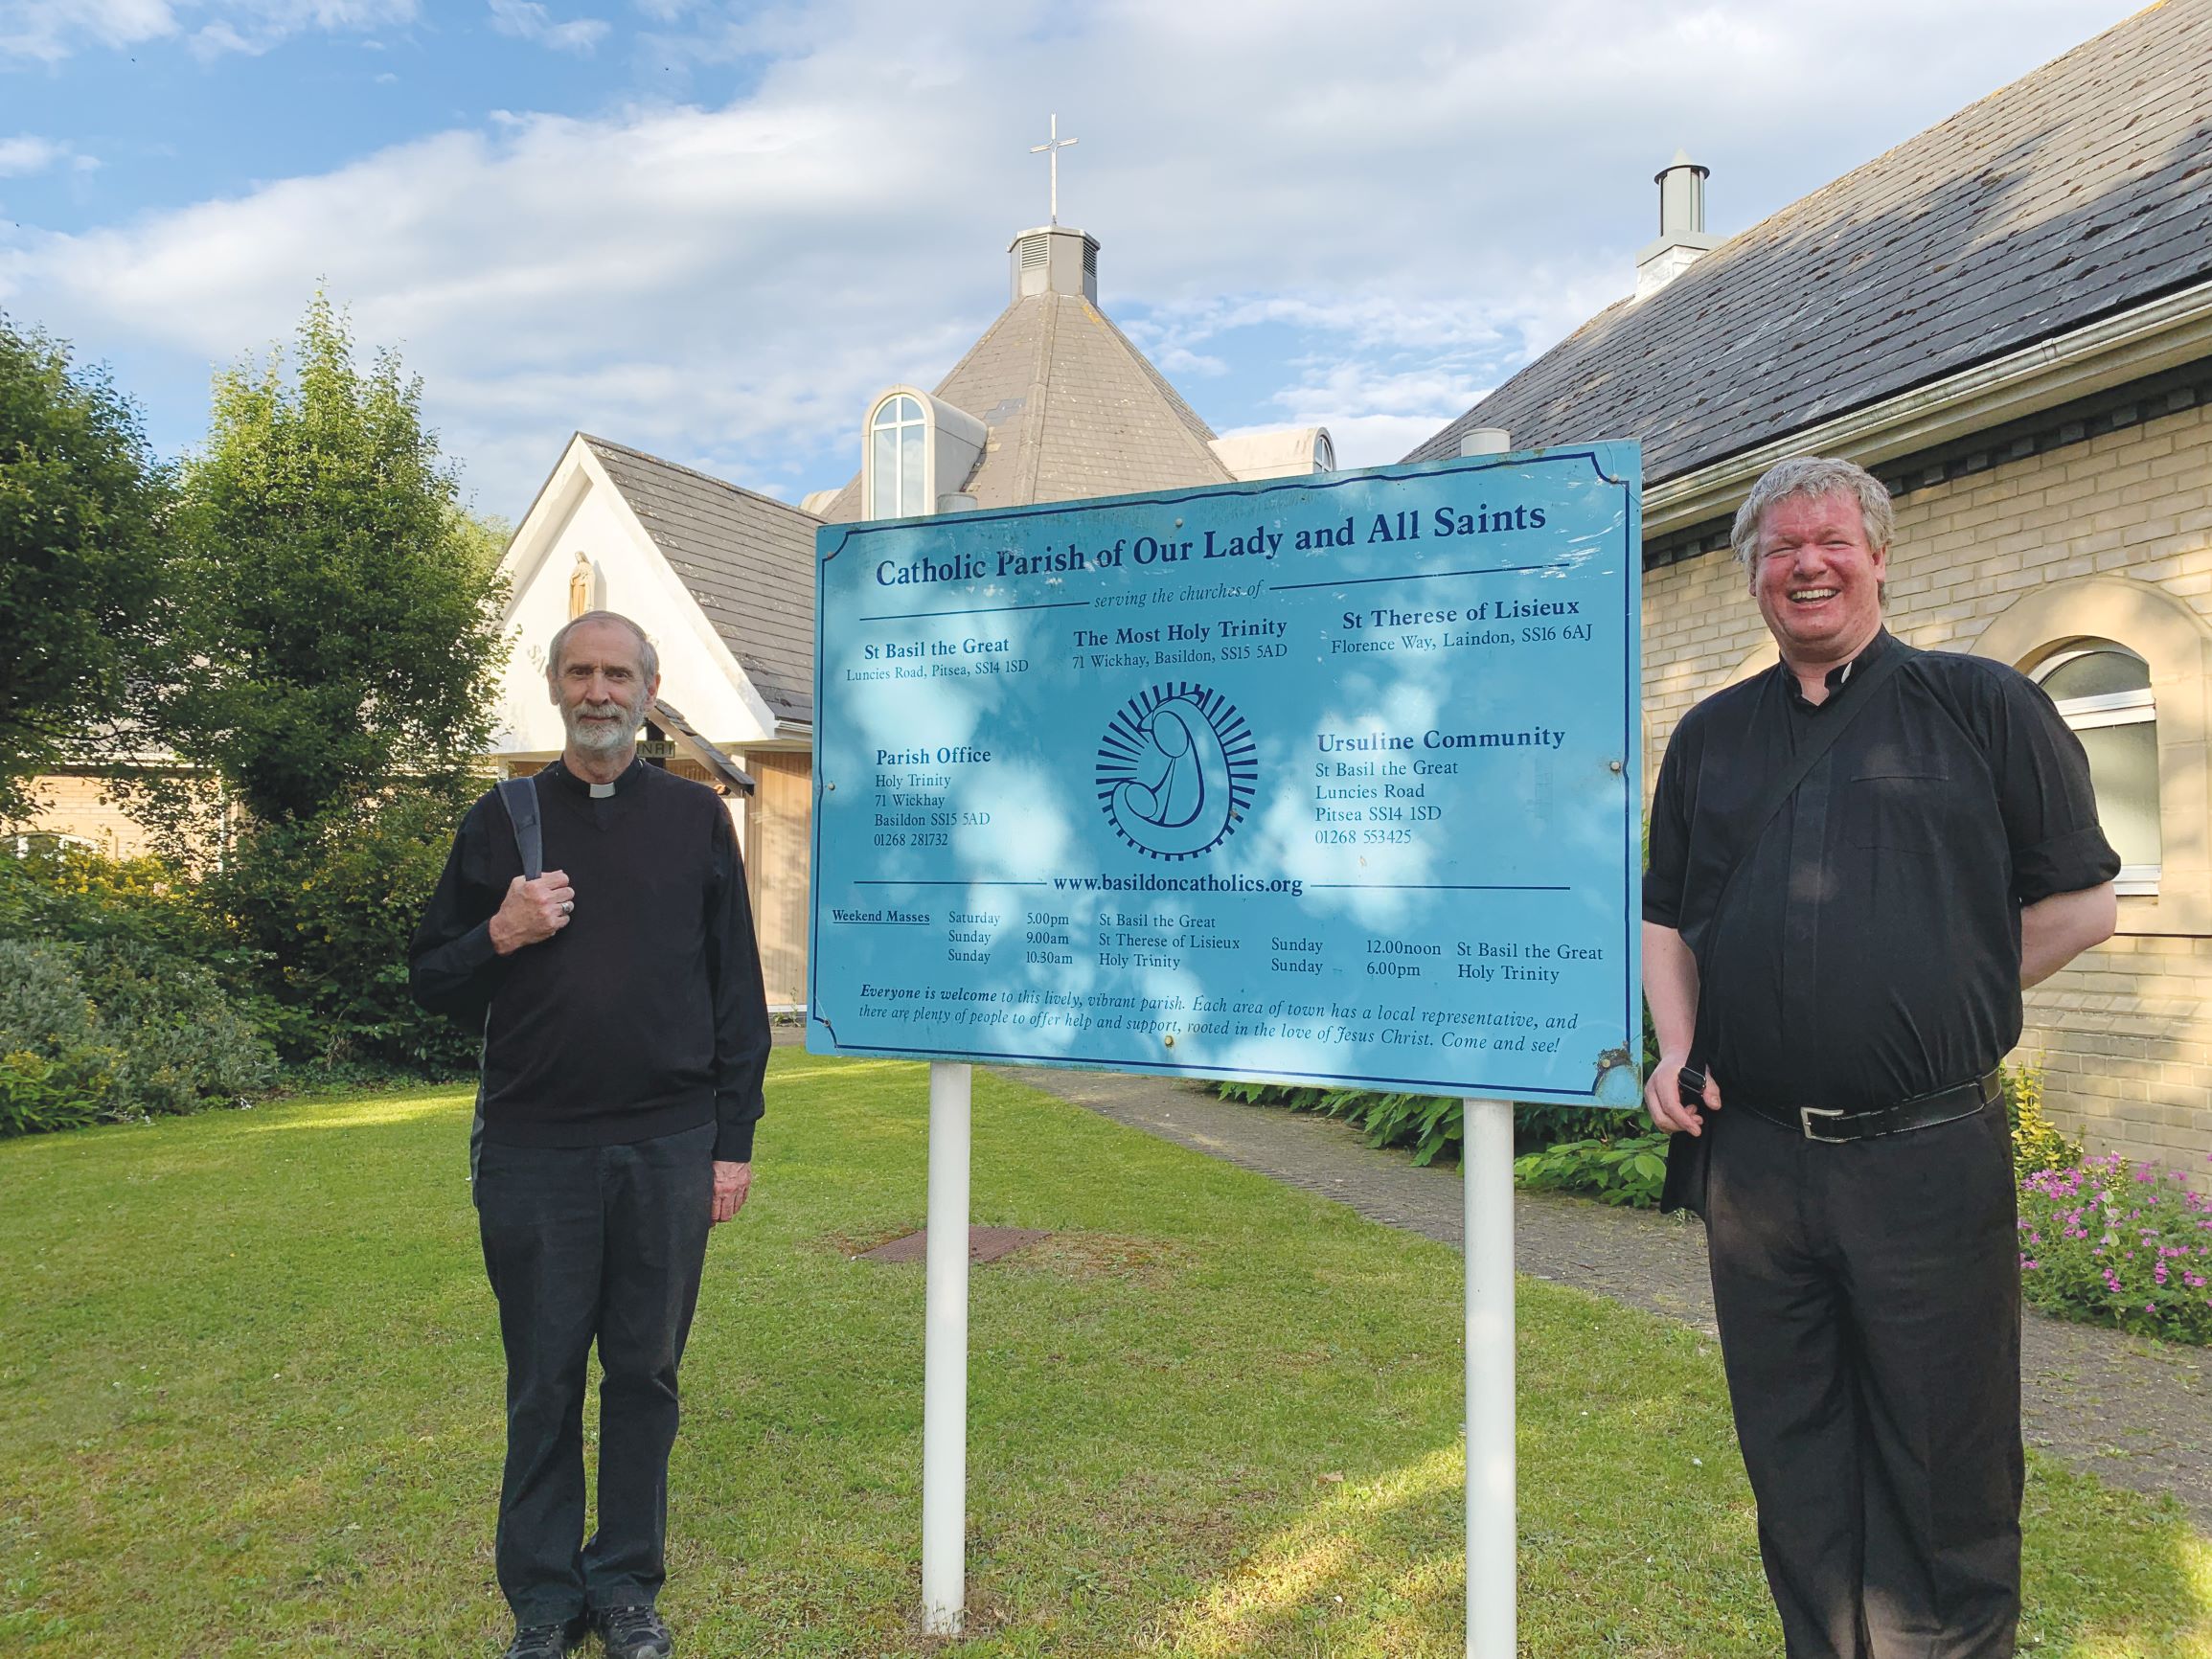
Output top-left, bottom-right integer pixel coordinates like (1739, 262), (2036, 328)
(0, 936), (275, 1134)
(0, 841), (224, 958)
(200, 788), (483, 1077)
(0, 807), (482, 1131)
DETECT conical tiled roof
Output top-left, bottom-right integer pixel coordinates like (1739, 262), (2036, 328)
(819, 276), (1233, 519)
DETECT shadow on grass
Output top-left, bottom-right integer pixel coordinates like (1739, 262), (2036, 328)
(1129, 1445), (2212, 1659)
(2018, 1461), (2212, 1658)
(1142, 1443), (1466, 1658)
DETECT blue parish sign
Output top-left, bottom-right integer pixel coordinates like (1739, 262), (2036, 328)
(808, 445), (1643, 1105)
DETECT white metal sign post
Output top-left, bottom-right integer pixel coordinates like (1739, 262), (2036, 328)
(1459, 427), (1518, 1658)
(1463, 1095), (1517, 1656)
(921, 1059), (970, 1635)
(814, 428), (1638, 1652)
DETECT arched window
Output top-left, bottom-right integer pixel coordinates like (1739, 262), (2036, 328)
(2037, 640), (2159, 895)
(869, 394), (928, 518)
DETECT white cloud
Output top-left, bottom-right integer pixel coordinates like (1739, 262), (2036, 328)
(0, 0), (2152, 510)
(0, 134), (73, 175)
(0, 0), (413, 60)
(488, 0), (608, 54)
(0, 0), (176, 61)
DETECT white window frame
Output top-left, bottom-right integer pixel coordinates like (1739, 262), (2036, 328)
(7, 831), (98, 858)
(2037, 644), (2159, 898)
(866, 393), (929, 519)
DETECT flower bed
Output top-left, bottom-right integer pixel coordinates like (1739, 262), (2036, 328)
(2018, 1153), (2212, 1346)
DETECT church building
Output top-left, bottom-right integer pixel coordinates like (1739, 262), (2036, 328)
(489, 217), (1330, 1007)
(1412, 1), (2212, 1177)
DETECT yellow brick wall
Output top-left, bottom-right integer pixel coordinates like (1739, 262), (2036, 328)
(10, 773), (164, 861)
(1644, 400), (2212, 1181)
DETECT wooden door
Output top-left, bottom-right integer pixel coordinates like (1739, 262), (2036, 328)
(742, 751), (812, 1011)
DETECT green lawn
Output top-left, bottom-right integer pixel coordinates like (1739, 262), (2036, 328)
(1, 1051), (2206, 1657)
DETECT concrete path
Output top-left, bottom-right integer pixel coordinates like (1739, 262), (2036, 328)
(1000, 1064), (2212, 1531)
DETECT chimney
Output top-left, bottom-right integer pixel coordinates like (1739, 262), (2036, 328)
(1009, 224), (1100, 305)
(1635, 150), (1721, 299)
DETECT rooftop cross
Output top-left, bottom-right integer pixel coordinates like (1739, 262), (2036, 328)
(1029, 113), (1078, 226)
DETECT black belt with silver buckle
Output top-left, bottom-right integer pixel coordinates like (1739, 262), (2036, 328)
(1739, 1069), (2002, 1145)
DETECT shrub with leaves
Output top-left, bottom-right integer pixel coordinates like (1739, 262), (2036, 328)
(0, 841), (222, 957)
(2002, 1058), (2082, 1175)
(1513, 1132), (1671, 1206)
(2018, 1152), (2212, 1345)
(74, 938), (276, 1118)
(0, 939), (116, 1134)
(201, 784), (483, 1076)
(1213, 1081), (1465, 1165)
(0, 935), (273, 1134)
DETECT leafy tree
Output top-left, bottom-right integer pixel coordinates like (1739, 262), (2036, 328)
(451, 507), (514, 582)
(152, 294), (507, 827)
(0, 317), (171, 820)
(203, 791), (483, 1075)
(126, 296), (510, 1076)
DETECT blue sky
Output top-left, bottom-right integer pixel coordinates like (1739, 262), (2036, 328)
(0, 0), (2146, 520)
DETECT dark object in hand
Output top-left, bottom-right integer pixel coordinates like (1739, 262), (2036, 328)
(1676, 1065), (1708, 1108)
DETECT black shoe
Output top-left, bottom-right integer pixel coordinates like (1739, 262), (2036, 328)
(594, 1602), (673, 1659)
(502, 1617), (584, 1658)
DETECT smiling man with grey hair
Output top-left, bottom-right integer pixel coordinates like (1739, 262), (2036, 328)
(1642, 456), (2119, 1659)
(410, 609), (769, 1659)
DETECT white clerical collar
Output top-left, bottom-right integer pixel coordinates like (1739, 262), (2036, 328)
(589, 782), (615, 799)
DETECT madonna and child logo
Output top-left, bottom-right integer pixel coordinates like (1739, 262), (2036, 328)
(1095, 683), (1259, 860)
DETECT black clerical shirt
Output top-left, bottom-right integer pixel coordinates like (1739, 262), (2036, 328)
(1644, 631), (2118, 1113)
(408, 757), (771, 1161)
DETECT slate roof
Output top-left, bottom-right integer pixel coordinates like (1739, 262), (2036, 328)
(650, 697), (756, 794)
(583, 436), (820, 725)
(1406, 1), (2212, 483)
(819, 289), (1233, 519)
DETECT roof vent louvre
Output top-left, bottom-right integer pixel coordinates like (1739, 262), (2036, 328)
(1009, 224), (1101, 305)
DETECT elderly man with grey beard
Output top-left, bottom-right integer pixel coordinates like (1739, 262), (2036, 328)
(409, 610), (771, 1659)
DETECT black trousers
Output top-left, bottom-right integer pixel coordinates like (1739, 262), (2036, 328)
(476, 1122), (716, 1625)
(1705, 1100), (2023, 1659)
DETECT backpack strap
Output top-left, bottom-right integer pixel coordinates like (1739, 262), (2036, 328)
(496, 775), (542, 882)
(474, 774), (542, 1189)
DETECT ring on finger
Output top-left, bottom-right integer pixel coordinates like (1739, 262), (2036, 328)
(560, 899), (575, 915)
